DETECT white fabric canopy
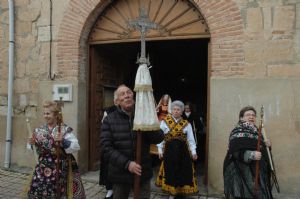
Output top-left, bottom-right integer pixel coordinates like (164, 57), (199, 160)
(133, 64), (160, 131)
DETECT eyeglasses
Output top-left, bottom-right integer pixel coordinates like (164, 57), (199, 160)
(244, 113), (256, 117)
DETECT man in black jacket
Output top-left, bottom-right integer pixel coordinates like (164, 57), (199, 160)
(100, 85), (164, 199)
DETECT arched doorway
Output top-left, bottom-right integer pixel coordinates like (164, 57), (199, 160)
(88, 0), (210, 177)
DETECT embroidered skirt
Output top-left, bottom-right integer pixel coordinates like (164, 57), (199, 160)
(155, 139), (198, 196)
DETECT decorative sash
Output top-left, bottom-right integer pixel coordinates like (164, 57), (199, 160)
(164, 115), (188, 142)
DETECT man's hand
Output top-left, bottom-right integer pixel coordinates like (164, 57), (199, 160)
(128, 161), (142, 176)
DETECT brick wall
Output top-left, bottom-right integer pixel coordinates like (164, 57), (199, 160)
(56, 0), (299, 78)
(56, 0), (247, 78)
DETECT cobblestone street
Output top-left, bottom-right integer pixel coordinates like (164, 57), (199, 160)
(0, 167), (223, 199)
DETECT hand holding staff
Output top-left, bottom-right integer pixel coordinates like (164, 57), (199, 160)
(26, 118), (38, 164)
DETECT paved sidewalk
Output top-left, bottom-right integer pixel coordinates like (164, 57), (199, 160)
(0, 167), (223, 199)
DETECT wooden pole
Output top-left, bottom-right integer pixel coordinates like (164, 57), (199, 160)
(133, 131), (142, 199)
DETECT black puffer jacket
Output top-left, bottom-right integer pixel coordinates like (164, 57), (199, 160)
(100, 107), (164, 184)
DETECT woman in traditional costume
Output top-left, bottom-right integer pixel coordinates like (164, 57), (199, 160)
(155, 100), (198, 199)
(150, 94), (172, 157)
(156, 94), (172, 121)
(223, 106), (273, 199)
(25, 100), (85, 199)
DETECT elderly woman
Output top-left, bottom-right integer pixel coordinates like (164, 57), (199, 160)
(223, 106), (273, 199)
(155, 100), (198, 199)
(25, 100), (85, 199)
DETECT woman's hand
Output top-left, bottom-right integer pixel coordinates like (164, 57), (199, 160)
(54, 132), (63, 142)
(158, 152), (163, 160)
(28, 137), (35, 145)
(192, 154), (198, 161)
(264, 139), (271, 148)
(253, 151), (262, 160)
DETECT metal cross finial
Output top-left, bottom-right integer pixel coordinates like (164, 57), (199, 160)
(128, 8), (157, 65)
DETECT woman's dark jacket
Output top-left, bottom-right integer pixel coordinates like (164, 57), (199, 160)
(100, 107), (164, 184)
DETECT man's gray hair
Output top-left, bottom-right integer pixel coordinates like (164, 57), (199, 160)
(171, 100), (185, 112)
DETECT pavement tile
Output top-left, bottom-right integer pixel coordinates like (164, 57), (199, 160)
(0, 167), (225, 199)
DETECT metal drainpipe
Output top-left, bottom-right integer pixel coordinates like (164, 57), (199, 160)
(4, 0), (15, 168)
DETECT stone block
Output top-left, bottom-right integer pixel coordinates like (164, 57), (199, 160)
(297, 3), (300, 29)
(25, 58), (42, 76)
(36, 1), (50, 27)
(17, 8), (40, 22)
(15, 21), (32, 36)
(19, 94), (27, 106)
(244, 63), (267, 77)
(15, 60), (26, 78)
(0, 106), (8, 116)
(29, 93), (38, 106)
(263, 40), (293, 63)
(37, 26), (50, 42)
(273, 5), (295, 30)
(30, 78), (39, 93)
(1, 53), (8, 75)
(267, 64), (300, 77)
(246, 8), (263, 32)
(15, 35), (36, 62)
(0, 80), (8, 94)
(14, 78), (30, 93)
(295, 29), (300, 61)
(0, 96), (8, 105)
(258, 0), (283, 7)
(0, 10), (9, 25)
(15, 0), (30, 7)
(244, 41), (265, 63)
(263, 7), (272, 29)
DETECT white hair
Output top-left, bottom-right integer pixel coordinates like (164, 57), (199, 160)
(171, 100), (184, 112)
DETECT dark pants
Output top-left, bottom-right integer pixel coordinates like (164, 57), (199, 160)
(112, 180), (150, 199)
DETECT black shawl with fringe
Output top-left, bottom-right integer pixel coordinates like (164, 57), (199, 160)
(223, 121), (273, 199)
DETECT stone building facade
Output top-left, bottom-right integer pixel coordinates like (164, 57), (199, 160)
(0, 0), (300, 197)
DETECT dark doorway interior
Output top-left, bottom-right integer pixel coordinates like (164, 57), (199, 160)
(93, 38), (208, 165)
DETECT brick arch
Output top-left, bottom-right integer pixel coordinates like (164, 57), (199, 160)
(56, 0), (245, 79)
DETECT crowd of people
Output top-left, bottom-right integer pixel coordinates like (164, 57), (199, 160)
(25, 84), (276, 199)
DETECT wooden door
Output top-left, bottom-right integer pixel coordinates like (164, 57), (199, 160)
(88, 46), (123, 170)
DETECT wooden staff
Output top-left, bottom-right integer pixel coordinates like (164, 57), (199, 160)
(260, 106), (280, 193)
(133, 131), (142, 199)
(26, 118), (38, 164)
(254, 107), (263, 197)
(55, 99), (64, 199)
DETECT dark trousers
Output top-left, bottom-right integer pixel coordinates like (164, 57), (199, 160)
(106, 183), (113, 190)
(112, 180), (150, 199)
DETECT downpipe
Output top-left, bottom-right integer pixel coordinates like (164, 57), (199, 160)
(4, 0), (15, 168)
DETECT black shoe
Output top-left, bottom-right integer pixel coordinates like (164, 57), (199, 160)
(104, 195), (113, 199)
